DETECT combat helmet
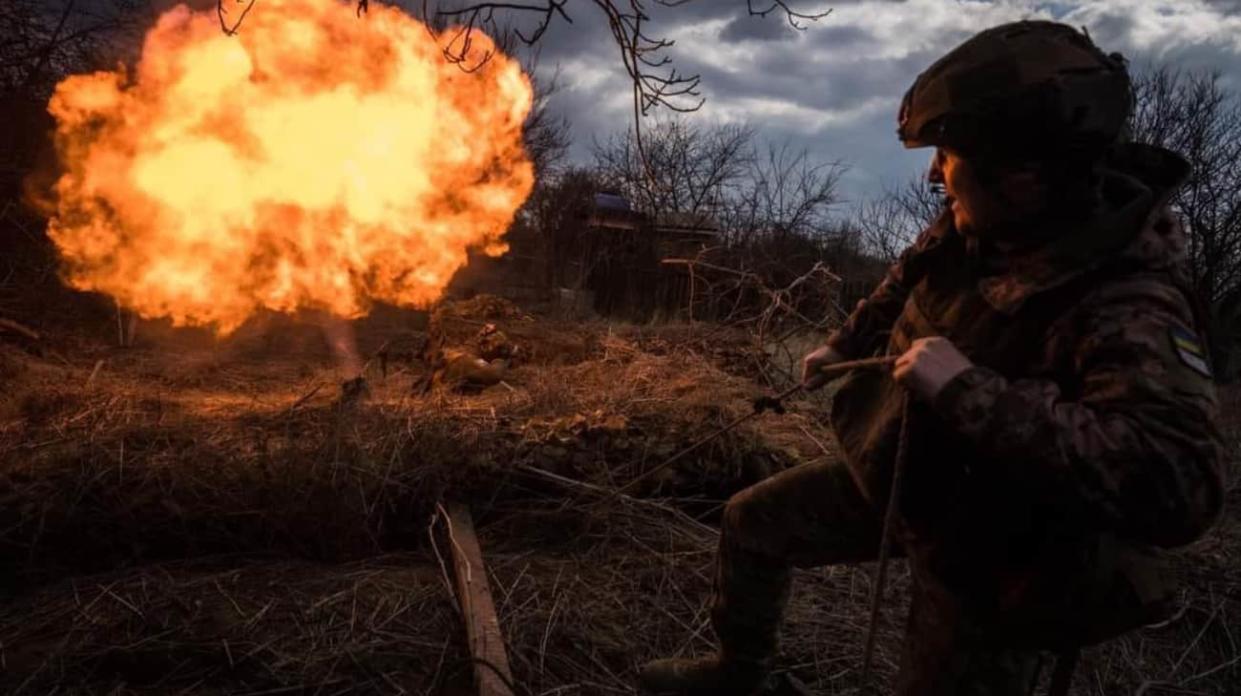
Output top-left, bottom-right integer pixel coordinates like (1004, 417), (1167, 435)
(898, 21), (1131, 161)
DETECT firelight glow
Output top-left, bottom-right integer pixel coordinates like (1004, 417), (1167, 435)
(46, 0), (534, 333)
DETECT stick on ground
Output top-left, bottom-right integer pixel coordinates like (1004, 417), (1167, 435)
(0, 317), (40, 342)
(446, 502), (517, 696)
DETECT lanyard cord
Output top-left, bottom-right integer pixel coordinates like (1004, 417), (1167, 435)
(860, 391), (912, 689)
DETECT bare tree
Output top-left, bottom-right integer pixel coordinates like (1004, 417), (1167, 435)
(724, 141), (844, 246)
(892, 175), (943, 230)
(1130, 66), (1241, 377)
(593, 117), (845, 247)
(1, 0), (156, 203)
(720, 139), (846, 322)
(851, 176), (943, 263)
(593, 118), (755, 222)
(522, 63), (572, 180)
(593, 115), (848, 351)
(851, 197), (914, 265)
(1, 0), (153, 98)
(1, 0), (95, 96)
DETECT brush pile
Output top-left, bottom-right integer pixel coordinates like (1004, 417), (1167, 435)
(0, 295), (1237, 695)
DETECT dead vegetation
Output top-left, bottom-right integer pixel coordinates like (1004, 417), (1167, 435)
(0, 295), (1237, 695)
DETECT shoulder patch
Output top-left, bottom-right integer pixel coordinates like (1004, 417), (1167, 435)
(1169, 326), (1213, 379)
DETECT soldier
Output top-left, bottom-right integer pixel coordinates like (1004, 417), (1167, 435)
(639, 20), (1224, 696)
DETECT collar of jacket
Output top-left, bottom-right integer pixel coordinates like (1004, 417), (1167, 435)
(966, 143), (1191, 315)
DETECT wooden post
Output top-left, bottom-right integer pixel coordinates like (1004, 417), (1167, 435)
(445, 503), (516, 696)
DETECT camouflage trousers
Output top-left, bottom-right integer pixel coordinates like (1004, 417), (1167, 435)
(713, 461), (1042, 696)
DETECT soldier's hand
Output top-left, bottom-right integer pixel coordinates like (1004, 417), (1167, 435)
(802, 345), (845, 391)
(893, 337), (972, 401)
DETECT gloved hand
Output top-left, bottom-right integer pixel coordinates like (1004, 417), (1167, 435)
(802, 344), (846, 391)
(893, 336), (973, 401)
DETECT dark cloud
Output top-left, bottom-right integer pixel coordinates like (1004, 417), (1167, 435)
(814, 23), (878, 49)
(1204, 0), (1241, 13)
(521, 0), (1241, 200)
(1069, 9), (1136, 53)
(719, 15), (795, 43)
(670, 37), (934, 118)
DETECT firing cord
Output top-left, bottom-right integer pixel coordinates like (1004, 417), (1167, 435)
(860, 391), (911, 689)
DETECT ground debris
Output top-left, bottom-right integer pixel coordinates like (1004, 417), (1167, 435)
(0, 308), (1236, 696)
(0, 313), (816, 585)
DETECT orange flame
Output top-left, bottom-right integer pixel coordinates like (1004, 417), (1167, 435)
(46, 0), (534, 333)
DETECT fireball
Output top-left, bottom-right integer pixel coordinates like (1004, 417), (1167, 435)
(46, 0), (534, 332)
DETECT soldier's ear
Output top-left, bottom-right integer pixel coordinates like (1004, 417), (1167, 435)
(998, 167), (1047, 212)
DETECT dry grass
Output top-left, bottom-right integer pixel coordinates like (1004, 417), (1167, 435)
(0, 310), (824, 581)
(0, 296), (1236, 695)
(0, 556), (465, 694)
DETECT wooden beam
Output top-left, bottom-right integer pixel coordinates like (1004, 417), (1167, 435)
(445, 503), (516, 696)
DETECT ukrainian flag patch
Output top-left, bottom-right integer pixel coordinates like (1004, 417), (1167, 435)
(1169, 326), (1212, 378)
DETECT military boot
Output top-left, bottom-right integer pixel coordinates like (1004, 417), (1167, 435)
(637, 654), (769, 695)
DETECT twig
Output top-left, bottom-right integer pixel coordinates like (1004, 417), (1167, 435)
(0, 317), (40, 342)
(284, 384), (324, 415)
(217, 0), (258, 35)
(85, 359), (104, 388)
(1170, 601), (1223, 678)
(1182, 652), (1241, 684)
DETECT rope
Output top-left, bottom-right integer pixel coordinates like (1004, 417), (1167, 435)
(854, 396), (1082, 696)
(860, 392), (911, 689)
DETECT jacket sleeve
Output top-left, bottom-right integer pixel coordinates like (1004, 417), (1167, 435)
(827, 219), (948, 359)
(932, 278), (1225, 548)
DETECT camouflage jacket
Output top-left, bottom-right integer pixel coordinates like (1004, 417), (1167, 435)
(826, 143), (1224, 646)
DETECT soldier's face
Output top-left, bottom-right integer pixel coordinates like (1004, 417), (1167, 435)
(928, 148), (1044, 238)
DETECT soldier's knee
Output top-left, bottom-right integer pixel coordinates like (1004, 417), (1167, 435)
(721, 492), (744, 535)
(722, 488), (760, 539)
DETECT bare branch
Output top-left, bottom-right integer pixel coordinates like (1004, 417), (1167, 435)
(217, 0), (257, 36)
(1, 0), (139, 98)
(744, 0), (831, 30)
(420, 1), (829, 114)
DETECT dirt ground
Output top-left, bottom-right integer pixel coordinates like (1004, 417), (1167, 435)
(0, 294), (1238, 695)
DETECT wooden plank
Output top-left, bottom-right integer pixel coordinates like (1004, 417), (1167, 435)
(445, 503), (516, 696)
